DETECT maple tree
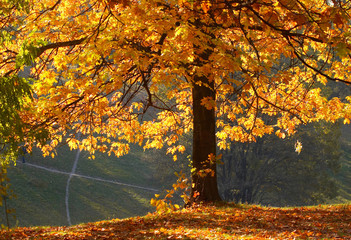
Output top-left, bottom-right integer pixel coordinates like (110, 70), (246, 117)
(2, 0), (351, 204)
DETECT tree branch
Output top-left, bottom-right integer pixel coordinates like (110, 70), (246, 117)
(36, 37), (87, 58)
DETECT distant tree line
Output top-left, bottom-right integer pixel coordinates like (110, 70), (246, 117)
(218, 121), (341, 206)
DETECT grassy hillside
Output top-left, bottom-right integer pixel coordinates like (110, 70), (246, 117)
(0, 144), (161, 227)
(1, 124), (351, 228)
(335, 124), (351, 202)
(1, 203), (350, 239)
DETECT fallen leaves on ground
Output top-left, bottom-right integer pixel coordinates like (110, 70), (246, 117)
(1, 203), (350, 239)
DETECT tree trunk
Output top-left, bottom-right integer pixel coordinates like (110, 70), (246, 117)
(191, 74), (222, 203)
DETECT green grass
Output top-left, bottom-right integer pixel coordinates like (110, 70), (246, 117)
(335, 124), (351, 202)
(68, 177), (155, 224)
(1, 165), (68, 227)
(0, 144), (158, 227)
(25, 145), (77, 172)
(75, 147), (160, 188)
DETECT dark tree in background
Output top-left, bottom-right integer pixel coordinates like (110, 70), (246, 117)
(218, 121), (341, 206)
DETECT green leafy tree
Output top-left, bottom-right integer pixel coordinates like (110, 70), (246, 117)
(0, 0), (50, 227)
(219, 121), (341, 206)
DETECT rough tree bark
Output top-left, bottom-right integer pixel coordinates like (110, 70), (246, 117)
(191, 74), (222, 203)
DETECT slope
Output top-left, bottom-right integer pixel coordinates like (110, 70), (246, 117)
(0, 144), (162, 227)
(0, 203), (350, 239)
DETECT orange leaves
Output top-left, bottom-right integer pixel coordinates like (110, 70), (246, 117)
(107, 0), (130, 8)
(200, 96), (215, 110)
(151, 170), (189, 213)
(200, 1), (211, 14)
(6, 0), (351, 207)
(321, 6), (346, 29)
(1, 204), (350, 239)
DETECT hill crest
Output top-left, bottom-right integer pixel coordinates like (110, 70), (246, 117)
(1, 203), (350, 239)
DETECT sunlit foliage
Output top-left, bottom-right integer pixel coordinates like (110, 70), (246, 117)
(2, 0), (351, 202)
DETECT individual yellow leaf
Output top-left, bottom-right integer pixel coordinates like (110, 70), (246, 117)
(295, 140), (302, 154)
